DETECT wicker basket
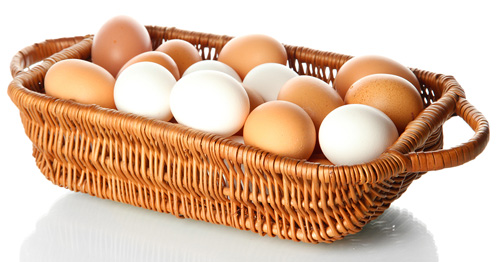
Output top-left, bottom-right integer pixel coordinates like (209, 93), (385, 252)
(8, 25), (489, 243)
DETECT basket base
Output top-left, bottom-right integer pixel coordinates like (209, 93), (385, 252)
(32, 142), (422, 243)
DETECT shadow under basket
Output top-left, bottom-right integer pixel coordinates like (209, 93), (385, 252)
(8, 25), (489, 243)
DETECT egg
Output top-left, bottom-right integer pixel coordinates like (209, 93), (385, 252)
(117, 51), (180, 80)
(227, 135), (245, 144)
(44, 59), (115, 109)
(156, 39), (202, 76)
(114, 62), (177, 121)
(170, 70), (249, 137)
(278, 75), (344, 131)
(243, 100), (316, 160)
(243, 63), (298, 102)
(234, 85), (265, 136)
(243, 84), (265, 112)
(92, 15), (152, 77)
(308, 153), (334, 165)
(183, 60), (241, 82)
(345, 73), (424, 134)
(318, 104), (399, 166)
(333, 55), (421, 99)
(217, 34), (288, 80)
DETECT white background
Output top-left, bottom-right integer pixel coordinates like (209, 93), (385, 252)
(1, 0), (498, 261)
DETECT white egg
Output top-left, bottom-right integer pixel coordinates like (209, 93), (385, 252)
(227, 135), (245, 144)
(318, 104), (399, 165)
(182, 60), (242, 82)
(114, 62), (176, 121)
(242, 63), (298, 102)
(170, 70), (250, 137)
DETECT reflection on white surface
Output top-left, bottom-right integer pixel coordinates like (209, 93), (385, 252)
(21, 192), (437, 262)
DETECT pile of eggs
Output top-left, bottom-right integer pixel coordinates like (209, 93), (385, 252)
(44, 15), (424, 166)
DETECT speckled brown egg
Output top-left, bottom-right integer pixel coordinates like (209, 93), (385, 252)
(92, 15), (152, 77)
(333, 55), (421, 99)
(344, 73), (424, 134)
(156, 39), (202, 76)
(243, 100), (316, 160)
(217, 34), (287, 80)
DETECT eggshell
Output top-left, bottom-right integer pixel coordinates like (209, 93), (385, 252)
(333, 55), (421, 99)
(235, 85), (265, 136)
(278, 75), (344, 131)
(227, 135), (245, 144)
(218, 34), (288, 80)
(156, 39), (202, 75)
(183, 60), (241, 82)
(92, 15), (152, 77)
(308, 153), (334, 165)
(243, 84), (265, 113)
(243, 100), (316, 160)
(243, 63), (298, 102)
(170, 70), (249, 137)
(114, 62), (177, 121)
(345, 73), (424, 134)
(44, 59), (116, 109)
(118, 51), (180, 80)
(319, 104), (399, 166)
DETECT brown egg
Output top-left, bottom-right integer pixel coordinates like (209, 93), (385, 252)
(278, 75), (344, 153)
(44, 59), (116, 109)
(155, 39), (202, 75)
(243, 84), (265, 113)
(278, 75), (344, 131)
(345, 73), (424, 134)
(333, 55), (421, 99)
(308, 153), (334, 165)
(243, 100), (316, 160)
(117, 51), (180, 80)
(217, 34), (287, 80)
(235, 85), (265, 136)
(92, 15), (152, 77)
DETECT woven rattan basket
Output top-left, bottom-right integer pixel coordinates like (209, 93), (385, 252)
(8, 25), (489, 243)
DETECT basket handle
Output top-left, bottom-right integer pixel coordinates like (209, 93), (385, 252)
(402, 95), (489, 173)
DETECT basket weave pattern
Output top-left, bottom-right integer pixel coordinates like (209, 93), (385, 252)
(8, 26), (489, 243)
